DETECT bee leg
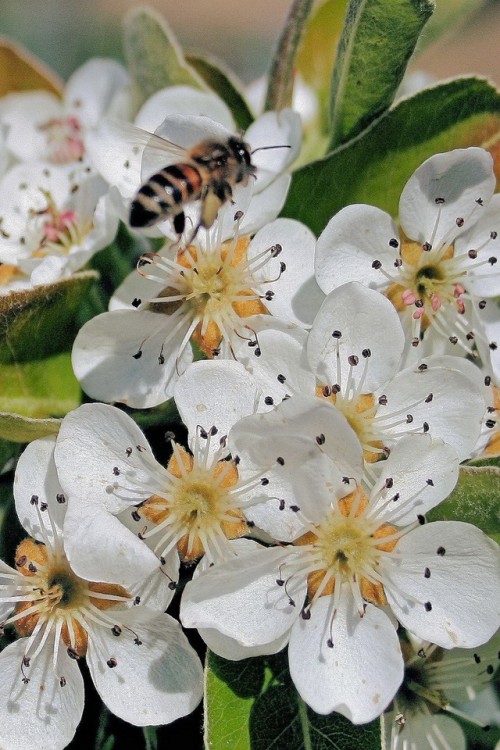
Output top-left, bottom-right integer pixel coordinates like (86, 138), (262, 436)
(173, 211), (186, 236)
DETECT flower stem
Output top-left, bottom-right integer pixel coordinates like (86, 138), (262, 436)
(264, 0), (314, 112)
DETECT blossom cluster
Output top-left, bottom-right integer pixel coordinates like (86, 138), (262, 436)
(0, 40), (499, 750)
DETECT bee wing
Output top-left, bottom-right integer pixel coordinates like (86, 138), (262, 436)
(86, 118), (189, 197)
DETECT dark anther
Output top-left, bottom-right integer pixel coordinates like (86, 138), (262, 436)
(417, 514), (425, 525)
(276, 456), (285, 465)
(332, 384), (341, 394)
(490, 231), (498, 240)
(435, 197), (445, 204)
(15, 555), (27, 568)
(449, 336), (458, 345)
(131, 510), (141, 522)
(485, 375), (492, 386)
(279, 499), (285, 510)
(456, 217), (464, 227)
(326, 639), (334, 648)
(474, 653), (481, 664)
(378, 395), (388, 405)
(468, 249), (478, 259)
(422, 242), (432, 252)
(348, 355), (359, 366)
(168, 581), (177, 590)
(362, 348), (371, 358)
(112, 625), (122, 637)
(424, 567), (431, 578)
(406, 414), (413, 423)
(389, 238), (399, 248)
(261, 477), (269, 486)
(264, 396), (274, 405)
(132, 298), (141, 308)
(490, 342), (498, 351)
(437, 546), (446, 556)
(107, 658), (118, 668)
(424, 601), (432, 612)
(56, 493), (66, 504)
(425, 393), (433, 403)
(476, 198), (484, 205)
(30, 495), (39, 505)
(126, 447), (132, 457)
(385, 478), (394, 489)
(422, 422), (429, 433)
(60, 676), (67, 687)
(426, 479), (434, 486)
(112, 466), (120, 476)
(277, 373), (286, 383)
(301, 608), (311, 620)
(316, 434), (326, 445)
(332, 330), (342, 339)
(290, 505), (300, 513)
(134, 596), (141, 605)
(486, 419), (496, 429)
(372, 260), (382, 269)
(28, 563), (37, 573)
(479, 300), (487, 309)
(276, 578), (284, 586)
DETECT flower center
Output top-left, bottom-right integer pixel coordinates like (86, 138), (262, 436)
(38, 116), (85, 164)
(139, 232), (281, 357)
(138, 442), (248, 562)
(294, 490), (398, 612)
(28, 192), (90, 258)
(11, 537), (130, 657)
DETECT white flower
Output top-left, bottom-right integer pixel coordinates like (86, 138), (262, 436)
(233, 282), (486, 462)
(0, 162), (118, 284)
(0, 435), (203, 750)
(382, 631), (500, 750)
(53, 388), (329, 587)
(315, 148), (500, 364)
(181, 398), (500, 723)
(71, 216), (321, 408)
(86, 106), (302, 241)
(0, 58), (131, 165)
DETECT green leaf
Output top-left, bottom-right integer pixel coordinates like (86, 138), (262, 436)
(123, 6), (205, 108)
(205, 650), (382, 750)
(282, 77), (500, 235)
(186, 53), (254, 131)
(0, 352), (81, 418)
(0, 271), (98, 364)
(142, 726), (158, 750)
(0, 412), (60, 442)
(329, 0), (434, 147)
(427, 466), (500, 544)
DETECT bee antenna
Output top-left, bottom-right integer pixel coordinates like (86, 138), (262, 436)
(251, 144), (291, 155)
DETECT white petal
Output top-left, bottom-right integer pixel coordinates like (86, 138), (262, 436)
(63, 500), (159, 587)
(0, 637), (84, 750)
(315, 205), (399, 294)
(454, 193), (500, 298)
(232, 315), (315, 405)
(288, 591), (403, 722)
(14, 436), (66, 540)
(383, 522), (500, 648)
(399, 148), (495, 247)
(71, 308), (193, 408)
(65, 58), (130, 127)
(0, 92), (62, 161)
(245, 109), (302, 191)
(307, 283), (405, 388)
(55, 403), (162, 511)
(174, 359), (259, 447)
(181, 546), (305, 646)
(247, 218), (322, 326)
(377, 363), (485, 461)
(87, 608), (203, 725)
(367, 435), (459, 525)
(135, 86), (235, 132)
(200, 628), (289, 660)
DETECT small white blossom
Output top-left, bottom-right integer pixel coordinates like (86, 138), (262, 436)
(315, 148), (500, 364)
(181, 397), (500, 723)
(0, 435), (203, 750)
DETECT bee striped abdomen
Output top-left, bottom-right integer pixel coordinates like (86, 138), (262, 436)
(129, 163), (203, 228)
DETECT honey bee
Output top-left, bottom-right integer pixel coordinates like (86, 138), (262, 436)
(100, 117), (289, 241)
(130, 133), (256, 239)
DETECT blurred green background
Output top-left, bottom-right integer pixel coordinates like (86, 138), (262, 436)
(0, 0), (499, 86)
